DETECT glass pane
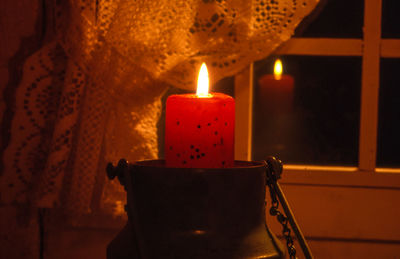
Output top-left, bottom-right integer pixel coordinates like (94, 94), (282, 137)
(294, 0), (364, 38)
(382, 1), (400, 38)
(157, 77), (234, 159)
(377, 58), (400, 167)
(252, 56), (361, 165)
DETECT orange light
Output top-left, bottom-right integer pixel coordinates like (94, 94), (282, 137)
(196, 63), (211, 97)
(193, 229), (206, 235)
(274, 59), (283, 80)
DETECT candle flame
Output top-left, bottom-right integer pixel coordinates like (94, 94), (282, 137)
(196, 63), (210, 97)
(274, 59), (283, 80)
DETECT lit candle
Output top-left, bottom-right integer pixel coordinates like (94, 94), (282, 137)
(165, 63), (235, 168)
(258, 59), (294, 113)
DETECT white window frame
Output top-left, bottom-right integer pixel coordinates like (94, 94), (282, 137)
(234, 0), (400, 187)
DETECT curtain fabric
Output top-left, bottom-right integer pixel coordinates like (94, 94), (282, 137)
(0, 0), (319, 223)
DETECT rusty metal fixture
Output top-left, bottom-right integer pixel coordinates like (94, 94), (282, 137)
(106, 159), (286, 259)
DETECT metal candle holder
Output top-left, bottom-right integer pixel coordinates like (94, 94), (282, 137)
(106, 157), (312, 259)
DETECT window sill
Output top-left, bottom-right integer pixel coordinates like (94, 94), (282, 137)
(281, 165), (400, 189)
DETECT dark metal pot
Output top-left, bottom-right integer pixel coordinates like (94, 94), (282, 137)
(106, 159), (284, 259)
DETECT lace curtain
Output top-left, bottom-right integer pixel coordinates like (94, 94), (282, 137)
(0, 0), (319, 223)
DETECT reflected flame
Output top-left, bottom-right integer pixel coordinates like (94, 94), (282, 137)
(274, 59), (283, 80)
(193, 229), (206, 235)
(196, 63), (210, 97)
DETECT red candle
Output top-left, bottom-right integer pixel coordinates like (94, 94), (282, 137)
(258, 59), (294, 113)
(165, 64), (235, 168)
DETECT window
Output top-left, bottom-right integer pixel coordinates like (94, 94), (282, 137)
(377, 58), (400, 167)
(252, 56), (361, 165)
(235, 0), (400, 174)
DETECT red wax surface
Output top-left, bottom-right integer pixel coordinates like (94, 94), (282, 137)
(258, 74), (294, 113)
(165, 93), (235, 168)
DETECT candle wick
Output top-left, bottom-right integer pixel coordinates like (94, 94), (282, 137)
(196, 93), (213, 98)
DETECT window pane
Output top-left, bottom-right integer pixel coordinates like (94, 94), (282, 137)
(382, 1), (400, 38)
(377, 58), (400, 167)
(294, 0), (364, 38)
(252, 56), (361, 165)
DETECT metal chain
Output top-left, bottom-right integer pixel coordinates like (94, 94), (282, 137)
(267, 180), (297, 259)
(265, 158), (297, 259)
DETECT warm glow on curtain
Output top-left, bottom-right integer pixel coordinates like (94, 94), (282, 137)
(0, 0), (319, 223)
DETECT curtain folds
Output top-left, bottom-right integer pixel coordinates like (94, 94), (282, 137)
(0, 0), (319, 224)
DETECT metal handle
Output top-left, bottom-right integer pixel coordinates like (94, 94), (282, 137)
(265, 156), (314, 259)
(106, 159), (143, 259)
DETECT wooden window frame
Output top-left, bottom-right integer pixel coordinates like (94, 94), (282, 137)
(234, 0), (400, 186)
